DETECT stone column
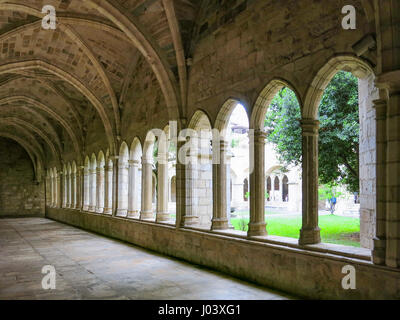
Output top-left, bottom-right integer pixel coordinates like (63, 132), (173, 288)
(140, 157), (153, 220)
(82, 167), (89, 211)
(211, 140), (229, 230)
(128, 160), (140, 218)
(77, 166), (84, 211)
(56, 172), (61, 208)
(89, 168), (96, 212)
(372, 99), (387, 265)
(67, 172), (72, 208)
(181, 138), (199, 226)
(156, 153), (170, 222)
(116, 161), (129, 217)
(112, 156), (119, 216)
(96, 165), (105, 213)
(104, 162), (113, 215)
(299, 119), (321, 245)
(72, 171), (77, 209)
(62, 171), (67, 208)
(376, 72), (400, 268)
(248, 130), (267, 236)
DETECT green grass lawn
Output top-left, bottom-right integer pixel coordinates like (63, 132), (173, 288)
(231, 214), (360, 247)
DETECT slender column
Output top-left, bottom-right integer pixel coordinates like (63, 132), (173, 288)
(96, 166), (105, 213)
(372, 99), (388, 264)
(112, 156), (119, 216)
(116, 162), (129, 217)
(56, 172), (61, 208)
(181, 138), (199, 226)
(62, 171), (67, 208)
(128, 160), (140, 218)
(104, 162), (113, 214)
(67, 173), (72, 208)
(211, 140), (229, 230)
(83, 167), (89, 211)
(77, 166), (83, 210)
(248, 130), (267, 236)
(176, 140), (187, 227)
(156, 154), (170, 222)
(299, 119), (321, 245)
(140, 157), (154, 219)
(89, 168), (96, 212)
(72, 172), (77, 209)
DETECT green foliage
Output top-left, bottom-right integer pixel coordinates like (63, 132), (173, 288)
(231, 138), (239, 148)
(264, 71), (360, 192)
(231, 215), (360, 247)
(244, 191), (270, 199)
(318, 183), (343, 201)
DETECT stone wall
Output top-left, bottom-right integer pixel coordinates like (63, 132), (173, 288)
(359, 75), (378, 248)
(0, 138), (45, 217)
(46, 208), (400, 300)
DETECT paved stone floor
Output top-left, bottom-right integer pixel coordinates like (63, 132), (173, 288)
(0, 218), (294, 300)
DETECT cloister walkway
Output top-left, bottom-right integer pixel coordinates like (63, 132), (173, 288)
(0, 218), (293, 300)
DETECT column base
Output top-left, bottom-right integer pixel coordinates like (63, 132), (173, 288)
(127, 210), (140, 219)
(180, 215), (199, 227)
(156, 212), (170, 223)
(88, 205), (96, 212)
(103, 207), (112, 215)
(247, 222), (267, 237)
(140, 211), (154, 220)
(299, 227), (321, 245)
(96, 207), (104, 214)
(372, 237), (386, 265)
(82, 205), (89, 211)
(116, 209), (128, 217)
(211, 218), (229, 230)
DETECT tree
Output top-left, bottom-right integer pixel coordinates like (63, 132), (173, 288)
(264, 71), (359, 192)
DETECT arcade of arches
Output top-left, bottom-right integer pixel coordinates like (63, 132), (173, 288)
(0, 0), (399, 299)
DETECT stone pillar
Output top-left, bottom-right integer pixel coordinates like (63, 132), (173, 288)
(372, 99), (387, 264)
(62, 171), (67, 208)
(67, 172), (72, 208)
(83, 167), (89, 211)
(299, 119), (321, 245)
(116, 161), (129, 217)
(156, 153), (170, 222)
(181, 138), (199, 226)
(56, 172), (61, 208)
(128, 160), (140, 218)
(376, 72), (400, 268)
(72, 171), (77, 209)
(96, 165), (105, 213)
(140, 157), (153, 220)
(104, 162), (113, 215)
(77, 166), (84, 211)
(89, 168), (96, 212)
(385, 91), (400, 267)
(211, 140), (229, 230)
(248, 130), (267, 236)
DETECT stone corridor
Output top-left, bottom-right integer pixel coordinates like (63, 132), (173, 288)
(0, 218), (292, 300)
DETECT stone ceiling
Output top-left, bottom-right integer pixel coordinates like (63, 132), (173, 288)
(0, 0), (202, 168)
